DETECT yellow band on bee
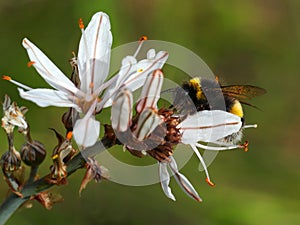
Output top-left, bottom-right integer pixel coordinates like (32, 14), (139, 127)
(189, 78), (203, 100)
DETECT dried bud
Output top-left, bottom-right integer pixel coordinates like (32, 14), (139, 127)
(2, 95), (28, 133)
(1, 150), (21, 172)
(35, 191), (64, 210)
(79, 158), (109, 195)
(61, 108), (79, 133)
(21, 140), (46, 166)
(48, 129), (76, 184)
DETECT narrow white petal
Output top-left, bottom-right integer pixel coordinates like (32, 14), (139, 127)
(18, 88), (80, 110)
(134, 108), (163, 141)
(111, 89), (133, 132)
(100, 56), (137, 109)
(100, 50), (168, 109)
(73, 100), (100, 147)
(22, 38), (79, 95)
(73, 116), (100, 148)
(78, 12), (112, 93)
(159, 162), (176, 201)
(169, 156), (202, 202)
(179, 110), (242, 144)
(136, 70), (163, 113)
(123, 50), (169, 92)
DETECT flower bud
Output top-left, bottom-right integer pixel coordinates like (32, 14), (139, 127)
(1, 150), (21, 172)
(21, 140), (46, 166)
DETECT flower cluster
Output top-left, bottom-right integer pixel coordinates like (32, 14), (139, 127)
(1, 11), (262, 207)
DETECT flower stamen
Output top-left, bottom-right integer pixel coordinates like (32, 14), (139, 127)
(191, 145), (215, 186)
(3, 75), (33, 91)
(133, 35), (148, 58)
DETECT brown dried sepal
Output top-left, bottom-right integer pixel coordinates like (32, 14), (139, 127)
(34, 191), (64, 210)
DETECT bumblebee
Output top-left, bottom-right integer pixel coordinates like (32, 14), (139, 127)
(172, 77), (266, 144)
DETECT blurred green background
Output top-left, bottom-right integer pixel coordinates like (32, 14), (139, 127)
(0, 0), (300, 224)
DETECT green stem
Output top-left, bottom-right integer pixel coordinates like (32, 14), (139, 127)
(0, 138), (113, 225)
(27, 166), (38, 184)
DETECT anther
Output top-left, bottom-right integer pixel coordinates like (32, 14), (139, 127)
(27, 61), (36, 68)
(242, 141), (249, 152)
(66, 131), (73, 140)
(205, 177), (215, 187)
(138, 35), (148, 43)
(2, 75), (11, 81)
(78, 18), (85, 29)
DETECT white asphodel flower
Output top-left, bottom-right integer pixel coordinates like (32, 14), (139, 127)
(4, 12), (168, 147)
(111, 69), (254, 201)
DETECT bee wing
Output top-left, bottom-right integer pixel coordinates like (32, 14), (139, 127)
(178, 110), (242, 144)
(221, 85), (266, 99)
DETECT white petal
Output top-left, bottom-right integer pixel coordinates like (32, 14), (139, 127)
(100, 56), (137, 108)
(111, 89), (133, 132)
(78, 12), (112, 93)
(22, 38), (79, 95)
(179, 110), (242, 144)
(136, 70), (164, 113)
(169, 156), (202, 202)
(73, 99), (100, 147)
(18, 88), (80, 110)
(159, 162), (176, 201)
(123, 50), (169, 92)
(73, 116), (100, 148)
(134, 108), (164, 141)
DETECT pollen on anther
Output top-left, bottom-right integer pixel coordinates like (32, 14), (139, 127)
(205, 178), (215, 187)
(139, 36), (148, 43)
(243, 141), (249, 152)
(27, 61), (36, 68)
(137, 68), (143, 73)
(52, 154), (59, 160)
(2, 75), (11, 81)
(66, 131), (73, 140)
(78, 18), (85, 29)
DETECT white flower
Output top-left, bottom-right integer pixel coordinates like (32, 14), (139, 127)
(1, 94), (28, 133)
(4, 12), (168, 148)
(111, 70), (255, 201)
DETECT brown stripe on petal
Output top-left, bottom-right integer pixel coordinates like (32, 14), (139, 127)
(180, 122), (240, 130)
(136, 70), (163, 113)
(171, 168), (202, 202)
(135, 110), (153, 139)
